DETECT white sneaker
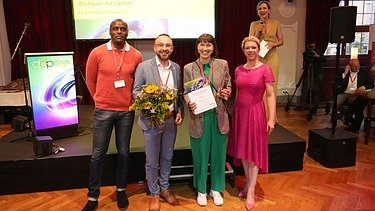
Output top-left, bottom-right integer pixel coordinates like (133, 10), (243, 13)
(197, 192), (207, 206)
(209, 190), (224, 206)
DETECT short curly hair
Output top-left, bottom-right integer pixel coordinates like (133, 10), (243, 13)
(241, 36), (260, 50)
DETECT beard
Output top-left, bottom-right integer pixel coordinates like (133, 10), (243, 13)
(157, 52), (170, 62)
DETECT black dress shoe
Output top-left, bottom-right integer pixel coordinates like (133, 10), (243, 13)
(117, 190), (129, 210)
(82, 200), (98, 211)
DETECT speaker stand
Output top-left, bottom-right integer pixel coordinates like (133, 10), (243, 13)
(308, 40), (358, 168)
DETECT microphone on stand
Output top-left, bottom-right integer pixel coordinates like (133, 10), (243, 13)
(10, 22), (32, 61)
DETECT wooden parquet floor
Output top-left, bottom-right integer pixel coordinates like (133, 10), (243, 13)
(0, 106), (374, 211)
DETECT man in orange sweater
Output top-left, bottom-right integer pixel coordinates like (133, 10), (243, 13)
(83, 19), (142, 211)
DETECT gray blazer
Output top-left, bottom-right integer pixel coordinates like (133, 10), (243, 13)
(183, 58), (231, 138)
(133, 57), (184, 130)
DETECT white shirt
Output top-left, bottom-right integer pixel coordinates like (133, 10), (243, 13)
(155, 56), (174, 89)
(344, 71), (358, 94)
(155, 56), (175, 111)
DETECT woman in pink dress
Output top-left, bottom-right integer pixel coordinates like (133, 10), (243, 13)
(227, 36), (276, 210)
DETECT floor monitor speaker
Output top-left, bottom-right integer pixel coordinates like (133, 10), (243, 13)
(307, 128), (357, 168)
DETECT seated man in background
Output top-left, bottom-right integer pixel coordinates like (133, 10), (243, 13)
(337, 58), (374, 132)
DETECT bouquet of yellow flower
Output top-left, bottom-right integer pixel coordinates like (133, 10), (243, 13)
(130, 84), (177, 127)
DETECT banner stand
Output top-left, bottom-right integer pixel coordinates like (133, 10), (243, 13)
(25, 52), (79, 140)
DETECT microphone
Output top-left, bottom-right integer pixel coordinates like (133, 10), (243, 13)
(11, 22), (31, 61)
(259, 19), (264, 34)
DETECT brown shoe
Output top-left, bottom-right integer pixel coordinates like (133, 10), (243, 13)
(161, 189), (179, 205)
(149, 195), (160, 211)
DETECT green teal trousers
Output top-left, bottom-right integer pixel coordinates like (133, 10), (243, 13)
(190, 109), (228, 193)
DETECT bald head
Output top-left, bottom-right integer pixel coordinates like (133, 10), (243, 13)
(349, 59), (360, 72)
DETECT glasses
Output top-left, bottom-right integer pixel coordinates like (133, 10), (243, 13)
(155, 43), (173, 48)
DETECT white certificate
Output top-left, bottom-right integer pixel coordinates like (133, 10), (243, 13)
(259, 40), (269, 58)
(188, 85), (217, 115)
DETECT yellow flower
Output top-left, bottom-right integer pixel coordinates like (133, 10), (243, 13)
(144, 102), (152, 110)
(132, 83), (177, 127)
(144, 84), (159, 94)
(162, 102), (170, 109)
(129, 105), (135, 111)
(165, 93), (172, 101)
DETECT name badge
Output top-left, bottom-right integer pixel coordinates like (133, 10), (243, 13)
(114, 80), (125, 88)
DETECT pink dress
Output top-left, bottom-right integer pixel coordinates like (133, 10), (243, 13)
(227, 64), (275, 173)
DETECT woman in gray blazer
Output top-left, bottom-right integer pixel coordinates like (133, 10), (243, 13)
(183, 33), (231, 207)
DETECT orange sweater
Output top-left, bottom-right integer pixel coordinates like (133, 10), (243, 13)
(86, 41), (142, 111)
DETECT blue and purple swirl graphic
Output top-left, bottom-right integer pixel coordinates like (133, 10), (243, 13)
(40, 68), (77, 116)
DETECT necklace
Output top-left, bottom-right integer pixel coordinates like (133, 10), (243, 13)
(245, 61), (260, 69)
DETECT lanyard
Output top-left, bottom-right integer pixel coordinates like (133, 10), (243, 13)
(349, 73), (357, 83)
(157, 67), (171, 89)
(197, 61), (213, 85)
(111, 43), (126, 79)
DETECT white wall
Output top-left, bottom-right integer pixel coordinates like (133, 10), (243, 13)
(270, 0), (306, 96)
(370, 24), (375, 50)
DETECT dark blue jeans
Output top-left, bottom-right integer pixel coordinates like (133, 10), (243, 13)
(87, 108), (135, 199)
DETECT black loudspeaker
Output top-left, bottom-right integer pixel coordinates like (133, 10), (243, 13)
(329, 6), (357, 43)
(33, 136), (53, 157)
(307, 128), (357, 168)
(11, 115), (28, 132)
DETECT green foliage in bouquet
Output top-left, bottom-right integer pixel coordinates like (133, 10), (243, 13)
(130, 84), (177, 127)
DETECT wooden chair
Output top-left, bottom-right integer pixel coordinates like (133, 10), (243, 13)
(364, 90), (375, 145)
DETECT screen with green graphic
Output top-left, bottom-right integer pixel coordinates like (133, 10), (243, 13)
(72, 0), (215, 40)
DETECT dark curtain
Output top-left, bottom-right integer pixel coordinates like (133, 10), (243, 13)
(216, 0), (258, 81)
(5, 0), (74, 79)
(306, 0), (340, 52)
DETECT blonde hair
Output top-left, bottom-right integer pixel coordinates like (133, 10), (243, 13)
(241, 36), (260, 50)
(257, 1), (271, 10)
(256, 1), (271, 18)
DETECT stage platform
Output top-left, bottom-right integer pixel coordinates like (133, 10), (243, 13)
(0, 105), (305, 195)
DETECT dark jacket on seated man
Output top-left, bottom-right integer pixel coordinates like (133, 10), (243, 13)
(337, 59), (374, 131)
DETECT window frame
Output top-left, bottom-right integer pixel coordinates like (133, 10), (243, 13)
(325, 0), (374, 56)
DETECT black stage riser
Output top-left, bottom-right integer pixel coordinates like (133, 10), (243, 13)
(0, 124), (306, 195)
(0, 152), (146, 195)
(0, 142), (305, 195)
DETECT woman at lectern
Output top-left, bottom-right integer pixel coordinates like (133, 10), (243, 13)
(227, 36), (276, 210)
